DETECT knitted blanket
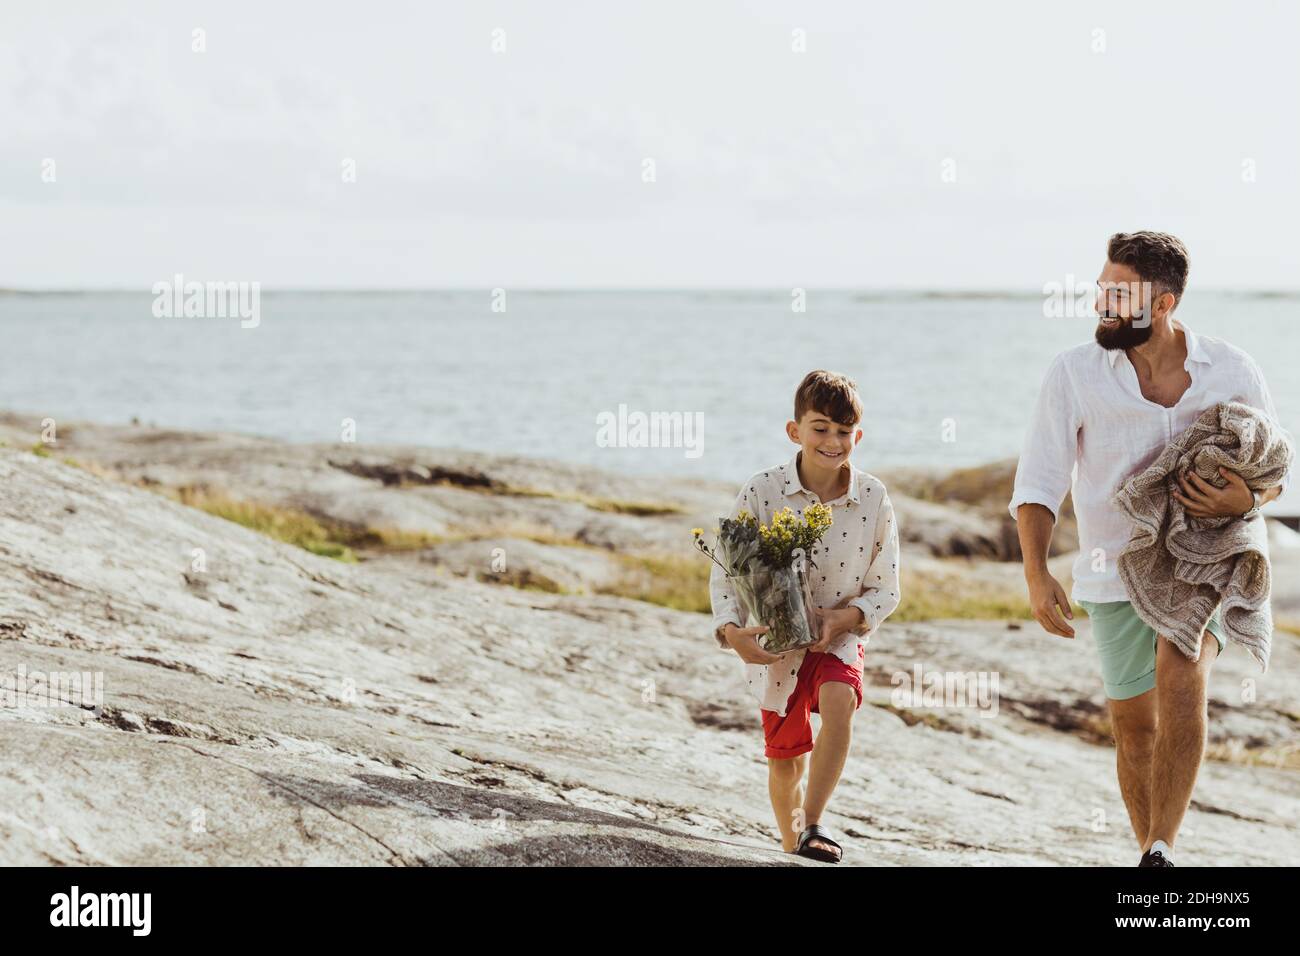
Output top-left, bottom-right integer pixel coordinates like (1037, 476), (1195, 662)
(1112, 401), (1294, 669)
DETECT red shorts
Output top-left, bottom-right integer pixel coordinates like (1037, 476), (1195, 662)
(760, 644), (865, 759)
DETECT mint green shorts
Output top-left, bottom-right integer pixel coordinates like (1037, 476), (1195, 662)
(1078, 600), (1227, 701)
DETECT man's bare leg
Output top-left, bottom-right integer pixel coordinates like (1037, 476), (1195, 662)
(767, 752), (808, 852)
(1146, 632), (1219, 852)
(801, 681), (857, 860)
(1108, 689), (1158, 846)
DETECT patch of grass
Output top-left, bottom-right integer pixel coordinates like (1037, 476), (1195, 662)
(182, 500), (602, 568)
(892, 564), (1086, 622)
(892, 566), (1031, 622)
(511, 529), (593, 548)
(1205, 742), (1300, 771)
(892, 589), (1036, 623)
(589, 550), (1040, 620)
(329, 525), (445, 552)
(579, 496), (683, 516)
(167, 486), (360, 563)
(60, 456), (118, 480)
(505, 485), (684, 516)
(1276, 618), (1300, 637)
(158, 484), (458, 561)
(869, 701), (986, 736)
(474, 568), (568, 594)
(596, 552), (711, 612)
(30, 442), (51, 458)
(420, 523), (594, 550)
(582, 550), (1090, 622)
(394, 471), (685, 516)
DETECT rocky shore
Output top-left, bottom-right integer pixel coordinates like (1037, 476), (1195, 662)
(1, 411), (1297, 866)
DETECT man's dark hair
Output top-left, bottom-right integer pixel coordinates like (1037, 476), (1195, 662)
(794, 370), (862, 426)
(1107, 230), (1190, 305)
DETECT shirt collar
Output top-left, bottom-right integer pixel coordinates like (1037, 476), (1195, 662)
(1103, 320), (1213, 368)
(780, 450), (861, 505)
(1182, 322), (1213, 365)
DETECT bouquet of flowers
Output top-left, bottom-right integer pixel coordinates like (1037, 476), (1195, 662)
(693, 503), (832, 654)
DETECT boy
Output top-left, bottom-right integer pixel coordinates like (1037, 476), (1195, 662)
(709, 370), (901, 863)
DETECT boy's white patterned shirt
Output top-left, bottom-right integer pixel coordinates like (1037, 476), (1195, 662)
(709, 451), (901, 717)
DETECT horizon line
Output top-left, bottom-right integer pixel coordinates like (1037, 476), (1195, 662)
(4, 286), (1300, 297)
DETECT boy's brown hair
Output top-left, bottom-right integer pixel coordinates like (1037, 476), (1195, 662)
(793, 370), (862, 427)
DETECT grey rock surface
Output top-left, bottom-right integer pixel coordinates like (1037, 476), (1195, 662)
(1, 419), (1297, 866)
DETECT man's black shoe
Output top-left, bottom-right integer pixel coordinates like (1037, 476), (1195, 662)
(1139, 849), (1175, 867)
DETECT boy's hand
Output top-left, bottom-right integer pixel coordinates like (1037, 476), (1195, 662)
(721, 624), (782, 664)
(809, 606), (864, 653)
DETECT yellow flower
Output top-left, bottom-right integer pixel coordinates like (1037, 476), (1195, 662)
(803, 502), (833, 533)
(691, 528), (704, 537)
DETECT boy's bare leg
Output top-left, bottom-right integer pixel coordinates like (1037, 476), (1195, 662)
(802, 681), (856, 859)
(1107, 689), (1157, 845)
(1145, 632), (1218, 852)
(767, 752), (809, 852)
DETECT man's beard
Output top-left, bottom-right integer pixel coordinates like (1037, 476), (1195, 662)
(1095, 314), (1153, 350)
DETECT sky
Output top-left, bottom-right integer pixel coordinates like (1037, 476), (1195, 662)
(3, 1), (1299, 289)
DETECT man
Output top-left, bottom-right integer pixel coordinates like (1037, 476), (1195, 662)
(1009, 231), (1290, 867)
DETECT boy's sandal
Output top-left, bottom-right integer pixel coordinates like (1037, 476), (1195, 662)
(795, 824), (843, 863)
